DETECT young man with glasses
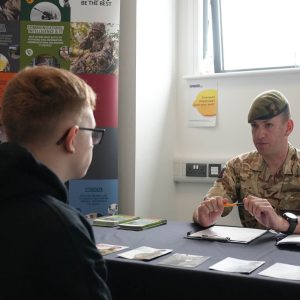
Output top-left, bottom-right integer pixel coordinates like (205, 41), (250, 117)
(0, 66), (111, 299)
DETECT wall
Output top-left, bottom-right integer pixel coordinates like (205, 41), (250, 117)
(119, 0), (300, 226)
(118, 0), (177, 219)
(135, 0), (177, 219)
(118, 0), (137, 215)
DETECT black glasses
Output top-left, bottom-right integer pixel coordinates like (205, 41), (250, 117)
(79, 127), (105, 145)
(56, 127), (105, 146)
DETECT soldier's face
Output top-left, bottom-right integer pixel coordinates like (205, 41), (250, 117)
(250, 114), (292, 157)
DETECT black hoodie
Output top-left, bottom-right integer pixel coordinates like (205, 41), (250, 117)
(0, 143), (112, 300)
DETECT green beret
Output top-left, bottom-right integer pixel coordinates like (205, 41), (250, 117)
(248, 90), (289, 123)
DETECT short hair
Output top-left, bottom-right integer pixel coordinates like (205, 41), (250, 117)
(1, 66), (96, 144)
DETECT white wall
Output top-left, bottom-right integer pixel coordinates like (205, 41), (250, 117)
(119, 0), (178, 220)
(135, 0), (177, 219)
(119, 0), (300, 226)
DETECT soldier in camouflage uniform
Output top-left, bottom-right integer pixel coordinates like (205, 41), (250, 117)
(193, 90), (300, 234)
(0, 0), (20, 21)
(71, 23), (117, 74)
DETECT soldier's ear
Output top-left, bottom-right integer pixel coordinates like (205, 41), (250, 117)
(286, 119), (294, 136)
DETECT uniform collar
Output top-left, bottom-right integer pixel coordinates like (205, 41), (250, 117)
(250, 143), (297, 175)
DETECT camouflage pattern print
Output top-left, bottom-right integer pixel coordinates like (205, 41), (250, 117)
(205, 144), (300, 229)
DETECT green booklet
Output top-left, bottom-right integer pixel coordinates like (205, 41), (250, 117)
(118, 218), (167, 231)
(93, 215), (140, 227)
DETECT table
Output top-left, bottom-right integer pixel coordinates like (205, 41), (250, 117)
(93, 220), (300, 299)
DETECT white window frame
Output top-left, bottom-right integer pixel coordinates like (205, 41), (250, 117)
(196, 0), (300, 75)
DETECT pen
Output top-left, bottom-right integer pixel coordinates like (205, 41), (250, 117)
(223, 202), (244, 207)
(200, 234), (230, 242)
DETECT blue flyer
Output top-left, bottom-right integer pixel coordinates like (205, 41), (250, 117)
(68, 179), (118, 216)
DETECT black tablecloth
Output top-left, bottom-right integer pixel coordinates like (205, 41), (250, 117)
(93, 220), (300, 299)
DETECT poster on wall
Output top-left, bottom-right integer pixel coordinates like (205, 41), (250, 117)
(188, 80), (218, 128)
(0, 0), (120, 216)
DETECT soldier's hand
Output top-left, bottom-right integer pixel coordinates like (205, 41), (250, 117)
(244, 195), (281, 230)
(193, 196), (225, 227)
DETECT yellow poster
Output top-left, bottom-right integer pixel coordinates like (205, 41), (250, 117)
(188, 81), (218, 127)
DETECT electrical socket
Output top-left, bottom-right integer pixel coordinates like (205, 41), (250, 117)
(208, 163), (222, 177)
(186, 163), (207, 177)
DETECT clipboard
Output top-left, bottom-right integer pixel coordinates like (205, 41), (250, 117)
(186, 231), (230, 242)
(186, 225), (268, 244)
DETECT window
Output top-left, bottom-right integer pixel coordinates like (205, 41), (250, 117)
(201, 0), (300, 73)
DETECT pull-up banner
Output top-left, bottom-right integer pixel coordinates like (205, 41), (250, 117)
(0, 0), (120, 216)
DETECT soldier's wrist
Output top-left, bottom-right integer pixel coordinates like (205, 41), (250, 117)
(275, 216), (290, 233)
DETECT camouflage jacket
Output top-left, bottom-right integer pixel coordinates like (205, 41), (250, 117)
(205, 144), (300, 229)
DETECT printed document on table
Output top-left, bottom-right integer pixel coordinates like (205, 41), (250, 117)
(118, 246), (172, 261)
(159, 253), (210, 268)
(258, 263), (300, 281)
(209, 257), (265, 274)
(96, 243), (128, 256)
